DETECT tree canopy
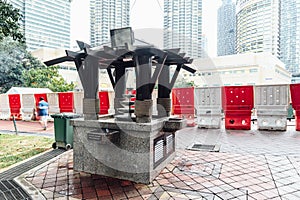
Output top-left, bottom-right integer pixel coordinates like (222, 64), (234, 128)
(0, 38), (35, 93)
(22, 65), (76, 92)
(0, 0), (25, 43)
(0, 38), (75, 93)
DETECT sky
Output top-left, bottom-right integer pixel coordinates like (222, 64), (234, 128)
(70, 0), (222, 56)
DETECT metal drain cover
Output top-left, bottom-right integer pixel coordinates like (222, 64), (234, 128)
(187, 143), (220, 152)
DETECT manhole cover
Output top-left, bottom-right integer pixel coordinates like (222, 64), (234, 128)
(187, 143), (220, 152)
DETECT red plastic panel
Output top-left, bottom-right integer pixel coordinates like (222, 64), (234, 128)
(33, 93), (48, 120)
(58, 92), (74, 113)
(8, 94), (21, 108)
(34, 93), (48, 107)
(222, 86), (254, 110)
(126, 89), (136, 109)
(296, 115), (300, 131)
(99, 91), (110, 115)
(224, 110), (252, 130)
(172, 87), (194, 115)
(290, 83), (300, 110)
(8, 94), (22, 120)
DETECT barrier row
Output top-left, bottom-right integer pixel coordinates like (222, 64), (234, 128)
(1, 83), (300, 131)
(171, 84), (300, 131)
(0, 91), (112, 121)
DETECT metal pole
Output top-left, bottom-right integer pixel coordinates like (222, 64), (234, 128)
(12, 115), (18, 135)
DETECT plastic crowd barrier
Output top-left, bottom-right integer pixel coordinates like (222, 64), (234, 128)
(172, 87), (195, 126)
(222, 86), (254, 130)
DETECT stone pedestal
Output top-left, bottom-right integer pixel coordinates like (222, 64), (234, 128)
(83, 98), (100, 120)
(71, 117), (185, 184)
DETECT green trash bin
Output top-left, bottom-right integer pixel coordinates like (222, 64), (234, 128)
(51, 113), (81, 150)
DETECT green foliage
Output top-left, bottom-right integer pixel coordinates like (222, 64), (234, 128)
(0, 38), (74, 93)
(0, 0), (25, 43)
(22, 65), (76, 92)
(174, 80), (195, 88)
(0, 38), (35, 93)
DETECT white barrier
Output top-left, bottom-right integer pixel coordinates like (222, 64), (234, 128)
(195, 87), (222, 129)
(21, 94), (35, 121)
(0, 94), (10, 120)
(255, 84), (289, 131)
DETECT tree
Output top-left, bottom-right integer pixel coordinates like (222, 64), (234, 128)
(22, 65), (76, 92)
(0, 0), (25, 43)
(0, 38), (35, 93)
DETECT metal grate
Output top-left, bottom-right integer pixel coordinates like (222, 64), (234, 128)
(153, 133), (175, 168)
(187, 143), (220, 152)
(154, 139), (164, 163)
(0, 180), (31, 200)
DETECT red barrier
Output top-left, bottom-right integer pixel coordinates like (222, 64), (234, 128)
(222, 86), (254, 130)
(125, 89), (136, 109)
(172, 87), (195, 126)
(222, 86), (254, 110)
(290, 84), (300, 131)
(99, 91), (109, 115)
(296, 115), (300, 131)
(34, 93), (48, 120)
(224, 110), (252, 130)
(8, 94), (22, 120)
(58, 92), (74, 113)
(290, 83), (300, 110)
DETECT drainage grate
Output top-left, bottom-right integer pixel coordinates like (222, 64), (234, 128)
(0, 180), (31, 200)
(0, 149), (65, 180)
(187, 143), (220, 152)
(0, 149), (65, 200)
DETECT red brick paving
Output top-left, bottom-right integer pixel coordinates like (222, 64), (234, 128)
(0, 119), (54, 134)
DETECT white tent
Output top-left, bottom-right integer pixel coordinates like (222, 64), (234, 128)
(6, 87), (53, 94)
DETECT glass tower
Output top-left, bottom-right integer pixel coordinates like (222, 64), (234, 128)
(8, 0), (71, 51)
(280, 0), (300, 75)
(90, 0), (130, 47)
(236, 0), (280, 57)
(163, 0), (203, 59)
(217, 0), (236, 56)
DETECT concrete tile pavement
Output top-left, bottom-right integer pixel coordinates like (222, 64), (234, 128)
(7, 119), (300, 199)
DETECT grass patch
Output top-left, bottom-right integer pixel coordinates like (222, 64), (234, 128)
(0, 133), (54, 169)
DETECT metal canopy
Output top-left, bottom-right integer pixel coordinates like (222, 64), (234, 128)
(44, 27), (195, 122)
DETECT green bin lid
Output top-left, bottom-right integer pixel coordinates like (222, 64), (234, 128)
(50, 113), (81, 119)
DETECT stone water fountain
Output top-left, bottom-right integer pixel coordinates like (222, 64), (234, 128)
(45, 27), (195, 184)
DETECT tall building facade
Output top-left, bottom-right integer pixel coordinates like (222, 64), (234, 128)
(236, 0), (280, 57)
(90, 0), (130, 47)
(280, 0), (300, 75)
(217, 0), (236, 56)
(8, 0), (71, 51)
(163, 0), (203, 59)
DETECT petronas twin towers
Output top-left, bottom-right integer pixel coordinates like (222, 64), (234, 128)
(90, 0), (203, 59)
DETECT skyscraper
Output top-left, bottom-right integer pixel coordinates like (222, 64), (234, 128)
(280, 0), (300, 75)
(90, 0), (130, 47)
(217, 0), (236, 56)
(236, 0), (280, 57)
(163, 0), (203, 59)
(8, 0), (71, 51)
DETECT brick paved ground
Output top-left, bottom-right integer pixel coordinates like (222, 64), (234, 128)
(17, 120), (300, 200)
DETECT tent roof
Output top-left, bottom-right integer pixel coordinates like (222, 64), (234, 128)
(6, 87), (53, 94)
